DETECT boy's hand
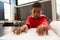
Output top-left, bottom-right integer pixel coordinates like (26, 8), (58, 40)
(36, 24), (49, 35)
(13, 27), (22, 35)
(36, 25), (43, 35)
(13, 25), (28, 35)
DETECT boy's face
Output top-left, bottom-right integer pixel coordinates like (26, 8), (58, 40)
(31, 7), (42, 19)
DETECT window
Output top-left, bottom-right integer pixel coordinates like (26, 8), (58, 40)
(4, 0), (9, 3)
(56, 0), (60, 19)
(18, 0), (37, 5)
(3, 0), (11, 20)
(4, 3), (11, 20)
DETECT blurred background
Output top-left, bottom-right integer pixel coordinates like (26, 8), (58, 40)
(0, 0), (59, 37)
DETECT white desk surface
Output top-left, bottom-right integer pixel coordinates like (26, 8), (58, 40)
(0, 28), (60, 40)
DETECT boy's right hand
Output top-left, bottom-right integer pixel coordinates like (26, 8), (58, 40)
(13, 25), (28, 35)
(13, 27), (22, 35)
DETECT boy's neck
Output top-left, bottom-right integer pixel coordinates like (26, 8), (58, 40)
(31, 15), (40, 20)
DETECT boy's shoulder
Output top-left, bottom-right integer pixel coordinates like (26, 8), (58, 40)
(40, 15), (47, 17)
(40, 15), (48, 19)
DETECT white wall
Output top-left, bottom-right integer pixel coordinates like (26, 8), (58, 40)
(4, 3), (11, 20)
(10, 5), (15, 20)
(51, 0), (56, 21)
(4, 0), (15, 20)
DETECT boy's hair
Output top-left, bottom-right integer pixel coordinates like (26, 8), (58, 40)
(32, 1), (42, 8)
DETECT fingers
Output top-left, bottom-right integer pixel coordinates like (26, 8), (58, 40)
(36, 29), (40, 35)
(13, 25), (29, 35)
(36, 27), (44, 36)
(13, 28), (18, 34)
(44, 27), (48, 35)
(36, 26), (40, 35)
(15, 28), (22, 35)
(23, 26), (28, 33)
(36, 28), (39, 34)
(13, 28), (22, 35)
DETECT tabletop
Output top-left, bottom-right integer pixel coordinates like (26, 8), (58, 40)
(0, 28), (60, 40)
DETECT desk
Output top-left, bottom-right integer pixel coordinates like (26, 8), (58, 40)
(0, 28), (60, 40)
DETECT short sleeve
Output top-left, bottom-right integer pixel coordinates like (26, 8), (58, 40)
(25, 16), (31, 28)
(41, 16), (49, 27)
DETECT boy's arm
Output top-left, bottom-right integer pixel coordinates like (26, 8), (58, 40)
(38, 16), (50, 29)
(20, 16), (31, 32)
(41, 16), (49, 27)
(20, 25), (28, 32)
(25, 16), (31, 28)
(36, 16), (49, 35)
(13, 16), (31, 35)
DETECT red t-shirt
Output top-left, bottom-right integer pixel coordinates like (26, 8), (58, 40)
(25, 15), (49, 28)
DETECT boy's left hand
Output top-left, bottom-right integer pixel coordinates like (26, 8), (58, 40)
(36, 24), (49, 35)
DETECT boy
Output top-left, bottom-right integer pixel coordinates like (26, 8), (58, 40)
(13, 2), (49, 35)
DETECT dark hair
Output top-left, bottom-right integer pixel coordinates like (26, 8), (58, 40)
(32, 1), (42, 8)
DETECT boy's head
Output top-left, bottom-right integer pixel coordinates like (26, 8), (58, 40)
(31, 2), (43, 19)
